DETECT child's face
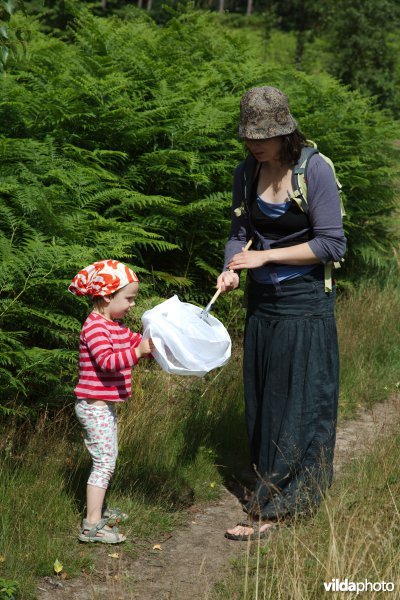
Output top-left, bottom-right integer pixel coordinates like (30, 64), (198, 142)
(104, 282), (139, 320)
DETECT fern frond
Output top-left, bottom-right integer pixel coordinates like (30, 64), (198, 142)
(150, 271), (193, 288)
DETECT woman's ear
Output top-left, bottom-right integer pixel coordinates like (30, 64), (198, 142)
(103, 294), (112, 304)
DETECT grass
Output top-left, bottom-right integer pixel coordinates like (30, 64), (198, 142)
(0, 349), (246, 599)
(337, 283), (400, 418)
(211, 430), (400, 600)
(0, 284), (399, 598)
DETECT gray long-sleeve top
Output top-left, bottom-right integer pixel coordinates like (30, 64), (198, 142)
(223, 153), (347, 271)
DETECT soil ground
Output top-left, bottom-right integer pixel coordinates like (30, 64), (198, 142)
(37, 394), (400, 600)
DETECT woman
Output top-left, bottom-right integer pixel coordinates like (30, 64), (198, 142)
(218, 86), (346, 541)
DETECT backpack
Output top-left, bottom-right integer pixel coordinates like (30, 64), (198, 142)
(291, 141), (345, 292)
(292, 142), (345, 218)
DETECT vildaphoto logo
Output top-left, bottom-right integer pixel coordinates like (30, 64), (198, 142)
(324, 579), (395, 593)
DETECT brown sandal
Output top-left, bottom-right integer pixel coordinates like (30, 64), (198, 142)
(224, 521), (278, 542)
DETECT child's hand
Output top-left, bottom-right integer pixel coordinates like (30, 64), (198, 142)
(136, 337), (154, 359)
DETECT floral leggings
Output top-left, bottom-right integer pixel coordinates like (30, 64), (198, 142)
(75, 399), (118, 490)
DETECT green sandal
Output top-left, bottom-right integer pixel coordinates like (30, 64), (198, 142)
(78, 518), (126, 544)
(102, 506), (128, 526)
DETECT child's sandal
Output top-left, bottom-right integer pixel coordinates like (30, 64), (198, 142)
(102, 506), (128, 526)
(78, 518), (126, 544)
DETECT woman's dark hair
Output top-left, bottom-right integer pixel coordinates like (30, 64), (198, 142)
(279, 129), (308, 165)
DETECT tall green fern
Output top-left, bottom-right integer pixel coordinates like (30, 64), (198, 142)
(0, 7), (398, 414)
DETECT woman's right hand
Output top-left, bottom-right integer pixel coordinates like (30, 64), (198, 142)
(216, 271), (240, 293)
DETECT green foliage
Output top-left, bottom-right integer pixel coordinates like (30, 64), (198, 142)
(262, 0), (400, 113)
(0, 430), (96, 597)
(0, 0), (30, 74)
(263, 0), (329, 65)
(271, 69), (400, 278)
(0, 133), (178, 414)
(0, 8), (261, 411)
(324, 0), (400, 114)
(338, 285), (400, 418)
(0, 578), (18, 600)
(0, 7), (398, 414)
(0, 352), (242, 598)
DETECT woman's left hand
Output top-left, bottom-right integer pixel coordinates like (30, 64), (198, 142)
(228, 250), (268, 271)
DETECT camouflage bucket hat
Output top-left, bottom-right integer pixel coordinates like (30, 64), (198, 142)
(238, 86), (297, 139)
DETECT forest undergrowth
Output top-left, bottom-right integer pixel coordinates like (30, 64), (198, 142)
(1, 284), (400, 598)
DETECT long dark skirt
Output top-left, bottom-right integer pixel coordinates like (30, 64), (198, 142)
(243, 268), (339, 520)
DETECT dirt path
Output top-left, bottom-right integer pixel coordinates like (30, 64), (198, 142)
(333, 394), (400, 474)
(38, 395), (400, 600)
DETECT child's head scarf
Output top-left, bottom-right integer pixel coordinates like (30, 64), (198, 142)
(68, 260), (139, 297)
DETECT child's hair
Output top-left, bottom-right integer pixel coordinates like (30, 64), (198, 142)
(92, 288), (121, 314)
(92, 296), (108, 314)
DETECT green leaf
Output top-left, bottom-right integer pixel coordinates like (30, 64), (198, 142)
(3, 0), (17, 15)
(1, 46), (8, 65)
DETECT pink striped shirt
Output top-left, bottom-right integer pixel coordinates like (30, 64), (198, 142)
(74, 312), (142, 402)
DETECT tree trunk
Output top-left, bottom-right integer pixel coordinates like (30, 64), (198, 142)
(137, 0), (143, 8)
(147, 0), (152, 10)
(101, 0), (107, 10)
(246, 0), (253, 16)
(218, 0), (224, 13)
(295, 32), (305, 68)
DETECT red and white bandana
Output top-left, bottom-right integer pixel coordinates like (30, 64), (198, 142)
(68, 260), (139, 297)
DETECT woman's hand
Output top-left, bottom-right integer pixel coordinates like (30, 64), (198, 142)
(228, 250), (268, 271)
(216, 271), (240, 293)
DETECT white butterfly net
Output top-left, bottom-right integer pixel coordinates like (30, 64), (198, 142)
(141, 295), (231, 377)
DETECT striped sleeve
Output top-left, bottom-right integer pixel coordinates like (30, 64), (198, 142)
(84, 321), (138, 372)
(130, 331), (142, 348)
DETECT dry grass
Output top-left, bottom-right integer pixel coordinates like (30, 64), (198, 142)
(337, 284), (400, 418)
(214, 432), (400, 599)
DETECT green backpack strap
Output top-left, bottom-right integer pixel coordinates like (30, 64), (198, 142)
(292, 141), (345, 292)
(292, 140), (345, 216)
(324, 261), (343, 292)
(291, 143), (319, 214)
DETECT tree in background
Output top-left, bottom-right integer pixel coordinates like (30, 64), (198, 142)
(263, 0), (329, 66)
(0, 0), (29, 72)
(325, 0), (399, 114)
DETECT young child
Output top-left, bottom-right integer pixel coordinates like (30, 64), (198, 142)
(69, 259), (154, 544)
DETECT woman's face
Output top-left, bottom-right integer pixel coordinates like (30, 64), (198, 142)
(245, 136), (283, 163)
